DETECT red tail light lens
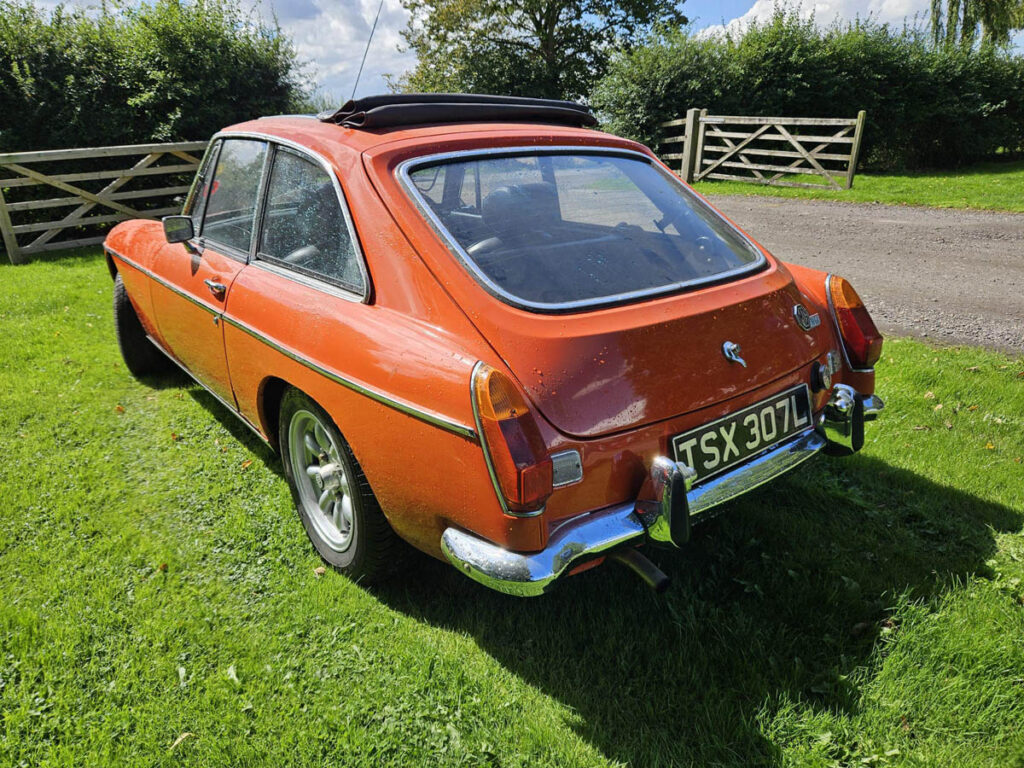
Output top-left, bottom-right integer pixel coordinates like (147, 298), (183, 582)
(829, 276), (883, 368)
(472, 364), (553, 513)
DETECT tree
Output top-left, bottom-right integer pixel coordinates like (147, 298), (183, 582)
(391, 0), (686, 100)
(930, 0), (1024, 48)
(0, 0), (307, 151)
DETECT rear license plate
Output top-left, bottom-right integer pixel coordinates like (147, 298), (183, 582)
(671, 385), (812, 483)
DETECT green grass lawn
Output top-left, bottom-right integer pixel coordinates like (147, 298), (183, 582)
(2, 248), (1024, 766)
(693, 159), (1024, 213)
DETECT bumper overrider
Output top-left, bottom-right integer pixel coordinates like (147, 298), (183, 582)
(442, 384), (884, 596)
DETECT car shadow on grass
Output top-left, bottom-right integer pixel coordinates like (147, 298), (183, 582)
(186, 387), (283, 476)
(371, 453), (1020, 766)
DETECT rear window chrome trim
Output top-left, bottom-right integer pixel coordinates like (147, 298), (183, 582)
(396, 145), (768, 314)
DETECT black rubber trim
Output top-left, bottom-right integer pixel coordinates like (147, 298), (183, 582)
(669, 471), (691, 547)
(319, 94), (597, 130)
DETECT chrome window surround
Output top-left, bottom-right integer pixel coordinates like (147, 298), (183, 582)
(107, 247), (475, 441)
(396, 146), (768, 313)
(824, 273), (875, 375)
(208, 130), (373, 303)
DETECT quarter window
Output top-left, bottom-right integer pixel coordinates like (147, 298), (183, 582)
(201, 139), (268, 254)
(256, 148), (363, 292)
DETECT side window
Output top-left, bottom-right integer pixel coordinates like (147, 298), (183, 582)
(256, 147), (364, 292)
(201, 139), (268, 254)
(183, 140), (220, 226)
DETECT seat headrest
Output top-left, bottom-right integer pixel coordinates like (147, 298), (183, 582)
(480, 182), (559, 242)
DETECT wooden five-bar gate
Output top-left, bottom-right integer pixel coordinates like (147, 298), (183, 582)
(0, 141), (209, 265)
(661, 109), (867, 190)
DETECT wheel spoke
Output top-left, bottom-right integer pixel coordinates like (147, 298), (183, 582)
(303, 432), (320, 457)
(339, 473), (349, 495)
(305, 465), (321, 481)
(340, 495), (353, 530)
(318, 488), (333, 513)
(332, 499), (344, 531)
(314, 423), (330, 452)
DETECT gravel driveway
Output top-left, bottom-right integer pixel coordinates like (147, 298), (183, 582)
(709, 195), (1024, 354)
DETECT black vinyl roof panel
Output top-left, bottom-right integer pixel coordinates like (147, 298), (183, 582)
(318, 93), (598, 130)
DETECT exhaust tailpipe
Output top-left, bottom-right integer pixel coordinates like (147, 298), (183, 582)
(609, 547), (670, 593)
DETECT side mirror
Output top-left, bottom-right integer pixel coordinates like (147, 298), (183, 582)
(163, 215), (195, 244)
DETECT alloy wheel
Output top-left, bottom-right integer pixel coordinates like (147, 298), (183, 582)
(287, 409), (354, 552)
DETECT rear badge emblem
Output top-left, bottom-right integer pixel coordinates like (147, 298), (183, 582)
(794, 304), (821, 331)
(722, 341), (747, 367)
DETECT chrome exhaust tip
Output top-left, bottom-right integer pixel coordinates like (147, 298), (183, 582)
(608, 547), (670, 593)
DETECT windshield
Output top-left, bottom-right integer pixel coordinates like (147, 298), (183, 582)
(403, 150), (765, 310)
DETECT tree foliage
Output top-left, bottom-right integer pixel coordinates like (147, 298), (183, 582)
(0, 0), (307, 151)
(591, 11), (1024, 170)
(392, 0), (686, 99)
(930, 0), (1024, 48)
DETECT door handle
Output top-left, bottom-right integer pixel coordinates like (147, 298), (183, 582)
(204, 279), (227, 300)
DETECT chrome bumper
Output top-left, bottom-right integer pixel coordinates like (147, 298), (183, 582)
(442, 384), (884, 596)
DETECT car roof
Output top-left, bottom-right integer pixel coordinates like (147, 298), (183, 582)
(218, 116), (629, 161)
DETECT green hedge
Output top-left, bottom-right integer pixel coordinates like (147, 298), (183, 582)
(590, 13), (1024, 170)
(0, 0), (307, 152)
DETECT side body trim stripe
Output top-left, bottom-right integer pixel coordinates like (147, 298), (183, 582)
(107, 247), (478, 441)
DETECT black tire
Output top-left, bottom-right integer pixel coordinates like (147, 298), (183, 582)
(278, 387), (403, 583)
(113, 273), (174, 379)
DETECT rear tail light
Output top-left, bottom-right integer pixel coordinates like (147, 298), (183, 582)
(828, 275), (883, 369)
(472, 363), (553, 514)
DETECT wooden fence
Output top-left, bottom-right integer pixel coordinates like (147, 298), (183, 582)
(661, 110), (867, 190)
(0, 141), (209, 265)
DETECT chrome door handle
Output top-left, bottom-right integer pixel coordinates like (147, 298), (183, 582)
(204, 279), (227, 299)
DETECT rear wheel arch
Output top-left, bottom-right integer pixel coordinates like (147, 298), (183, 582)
(257, 377), (371, 471)
(258, 376), (291, 451)
(275, 384), (405, 581)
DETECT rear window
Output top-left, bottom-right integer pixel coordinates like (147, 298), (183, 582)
(402, 150), (764, 311)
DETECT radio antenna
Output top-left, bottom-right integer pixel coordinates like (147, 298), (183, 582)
(351, 0), (386, 101)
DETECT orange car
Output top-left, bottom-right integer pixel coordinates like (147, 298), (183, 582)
(104, 94), (884, 596)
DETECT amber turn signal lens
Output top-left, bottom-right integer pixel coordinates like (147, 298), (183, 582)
(474, 365), (529, 421)
(472, 364), (553, 513)
(828, 276), (883, 369)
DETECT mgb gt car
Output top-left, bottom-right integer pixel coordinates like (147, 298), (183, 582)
(104, 94), (884, 596)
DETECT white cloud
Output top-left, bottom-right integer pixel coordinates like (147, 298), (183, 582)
(700, 0), (931, 37)
(46, 0), (416, 101)
(258, 0), (416, 100)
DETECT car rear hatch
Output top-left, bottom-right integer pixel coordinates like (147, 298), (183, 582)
(472, 262), (826, 438)
(364, 136), (831, 438)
